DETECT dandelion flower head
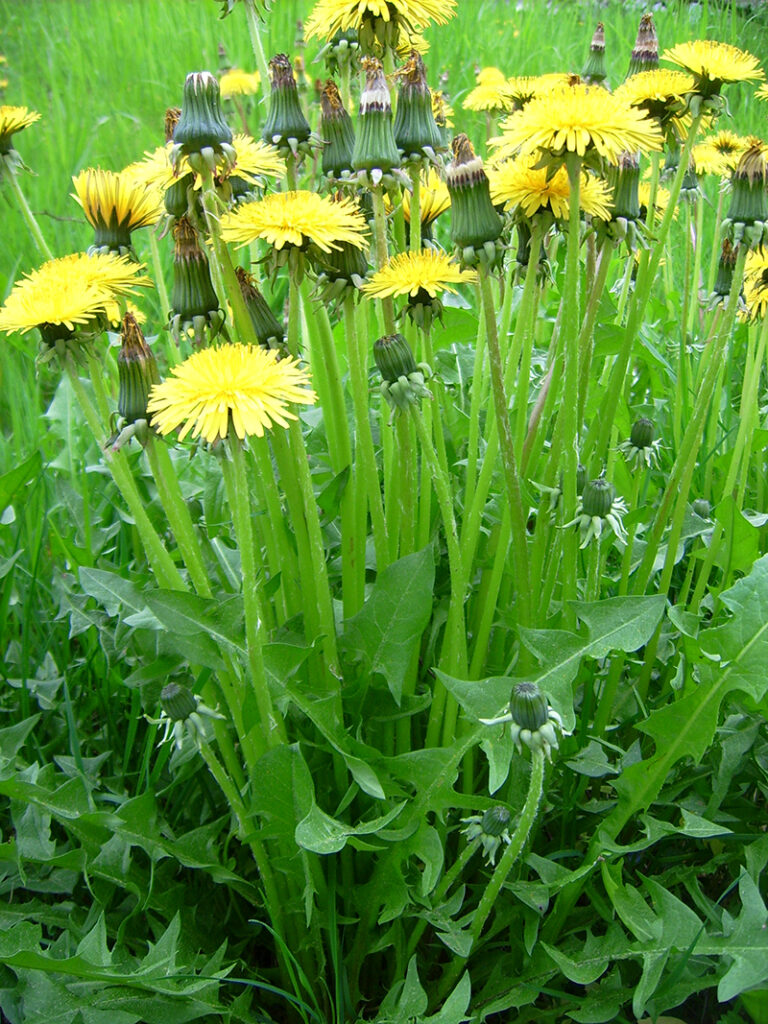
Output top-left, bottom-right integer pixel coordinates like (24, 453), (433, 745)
(220, 190), (368, 252)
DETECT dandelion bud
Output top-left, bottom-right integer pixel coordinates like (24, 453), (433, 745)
(576, 462), (587, 495)
(582, 477), (616, 518)
(118, 313), (160, 425)
(262, 53), (312, 154)
(626, 13), (658, 78)
(693, 498), (711, 519)
(393, 52), (443, 164)
(160, 681), (198, 722)
(352, 57), (401, 180)
(582, 22), (608, 87)
(169, 216), (225, 346)
(374, 333), (431, 417)
(510, 681), (550, 732)
(446, 134), (503, 267)
(236, 267), (285, 349)
(172, 72), (236, 176)
(320, 80), (356, 178)
(711, 238), (739, 304)
(461, 805), (513, 864)
(630, 417), (654, 449)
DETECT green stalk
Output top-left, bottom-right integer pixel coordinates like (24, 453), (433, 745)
(405, 839), (479, 960)
(409, 166), (421, 253)
(512, 223), (544, 457)
(223, 436), (285, 751)
(396, 414), (416, 557)
(248, 439), (301, 618)
(435, 748), (545, 1002)
(576, 237), (612, 428)
(371, 185), (396, 334)
(243, 0), (272, 106)
(147, 230), (177, 368)
(145, 435), (213, 598)
(477, 267), (531, 629)
(4, 164), (53, 260)
(706, 181), (727, 294)
(344, 294), (389, 568)
(68, 354), (184, 592)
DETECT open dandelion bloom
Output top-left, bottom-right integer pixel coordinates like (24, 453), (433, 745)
(220, 190), (368, 252)
(464, 67), (513, 113)
(691, 142), (730, 177)
(663, 40), (764, 97)
(148, 344), (317, 443)
(493, 81), (664, 165)
(361, 249), (476, 299)
(504, 73), (569, 108)
(744, 248), (768, 319)
(489, 156), (613, 220)
(705, 129), (749, 168)
(72, 168), (164, 253)
(220, 69), (261, 99)
(304, 0), (456, 44)
(403, 167), (450, 224)
(0, 252), (152, 340)
(614, 69), (694, 125)
(0, 105), (41, 154)
(127, 135), (284, 193)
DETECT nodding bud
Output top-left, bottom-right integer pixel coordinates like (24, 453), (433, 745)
(118, 313), (160, 425)
(262, 53), (312, 151)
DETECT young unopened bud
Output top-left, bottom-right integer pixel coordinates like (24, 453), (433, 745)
(583, 22), (608, 86)
(172, 72), (235, 176)
(510, 681), (549, 732)
(447, 134), (503, 266)
(582, 477), (616, 518)
(118, 313), (160, 425)
(461, 805), (513, 864)
(693, 498), (711, 519)
(393, 52), (443, 163)
(170, 216), (225, 346)
(722, 138), (768, 249)
(712, 237), (739, 303)
(236, 267), (285, 349)
(262, 53), (312, 154)
(352, 57), (401, 181)
(160, 681), (198, 722)
(320, 80), (356, 178)
(480, 680), (567, 760)
(374, 333), (431, 417)
(627, 13), (658, 78)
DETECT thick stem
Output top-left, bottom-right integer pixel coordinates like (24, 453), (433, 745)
(5, 164), (53, 260)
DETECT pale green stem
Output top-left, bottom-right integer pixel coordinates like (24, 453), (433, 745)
(5, 164), (53, 259)
(706, 181), (727, 294)
(512, 224), (544, 457)
(223, 436), (285, 751)
(409, 167), (421, 252)
(244, 0), (272, 106)
(147, 231), (177, 368)
(576, 238), (612, 429)
(436, 748), (545, 1001)
(371, 186), (396, 334)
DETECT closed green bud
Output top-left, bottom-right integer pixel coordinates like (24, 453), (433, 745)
(510, 681), (549, 732)
(352, 57), (401, 179)
(236, 267), (285, 349)
(170, 216), (225, 346)
(262, 53), (312, 153)
(172, 72), (235, 175)
(320, 80), (356, 178)
(722, 138), (768, 249)
(160, 682), (198, 721)
(582, 477), (616, 518)
(393, 52), (443, 163)
(447, 134), (503, 264)
(374, 332), (418, 382)
(481, 805), (511, 837)
(118, 313), (160, 424)
(693, 498), (711, 519)
(630, 417), (654, 449)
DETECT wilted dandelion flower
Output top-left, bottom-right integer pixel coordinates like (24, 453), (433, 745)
(72, 168), (164, 254)
(493, 80), (663, 166)
(0, 252), (151, 343)
(148, 343), (317, 443)
(489, 155), (613, 221)
(663, 40), (764, 99)
(220, 190), (368, 252)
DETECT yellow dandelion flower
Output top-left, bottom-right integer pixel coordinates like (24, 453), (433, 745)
(0, 105), (41, 153)
(691, 142), (730, 177)
(504, 73), (569, 108)
(663, 40), (764, 96)
(361, 249), (476, 299)
(403, 167), (450, 225)
(147, 344), (317, 443)
(304, 0), (456, 43)
(638, 181), (674, 220)
(72, 168), (164, 253)
(704, 129), (749, 169)
(0, 252), (151, 338)
(493, 81), (664, 165)
(0, 80), (8, 91)
(125, 135), (285, 193)
(395, 28), (430, 58)
(489, 156), (613, 221)
(756, 83), (768, 101)
(432, 90), (454, 129)
(613, 69), (694, 124)
(220, 190), (368, 252)
(220, 69), (261, 99)
(464, 68), (514, 113)
(744, 248), (768, 319)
